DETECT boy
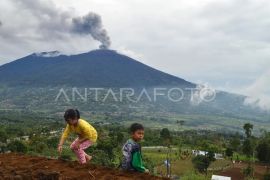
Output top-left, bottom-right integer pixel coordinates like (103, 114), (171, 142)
(121, 123), (149, 173)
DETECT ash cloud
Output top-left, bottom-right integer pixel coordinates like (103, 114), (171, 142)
(72, 13), (111, 49)
(4, 0), (111, 49)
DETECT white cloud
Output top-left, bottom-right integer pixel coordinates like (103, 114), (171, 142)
(243, 69), (270, 111)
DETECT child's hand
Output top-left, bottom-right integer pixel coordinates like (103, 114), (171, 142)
(75, 143), (81, 150)
(57, 145), (63, 154)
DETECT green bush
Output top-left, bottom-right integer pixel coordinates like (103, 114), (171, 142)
(35, 142), (48, 153)
(192, 155), (210, 174)
(243, 165), (254, 177)
(0, 129), (8, 143)
(46, 137), (59, 149)
(7, 140), (28, 153)
(91, 149), (115, 167)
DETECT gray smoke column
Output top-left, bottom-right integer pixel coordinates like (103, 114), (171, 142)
(72, 13), (111, 49)
(7, 0), (111, 49)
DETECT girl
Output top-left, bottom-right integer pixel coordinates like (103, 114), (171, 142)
(58, 109), (98, 164)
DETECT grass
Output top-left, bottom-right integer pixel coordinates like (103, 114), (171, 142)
(143, 147), (179, 165)
(157, 158), (194, 176)
(209, 159), (231, 170)
(143, 147), (234, 179)
(232, 152), (256, 162)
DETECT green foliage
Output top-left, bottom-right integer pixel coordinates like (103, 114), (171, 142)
(256, 141), (270, 163)
(116, 132), (124, 145)
(206, 151), (216, 162)
(29, 136), (49, 153)
(244, 138), (257, 159)
(2, 110), (270, 179)
(160, 128), (171, 146)
(160, 128), (171, 139)
(0, 128), (8, 143)
(242, 123), (256, 159)
(91, 149), (115, 167)
(192, 155), (211, 174)
(181, 171), (208, 180)
(256, 132), (270, 163)
(35, 142), (48, 153)
(192, 151), (216, 175)
(243, 164), (254, 177)
(243, 123), (253, 138)
(7, 140), (28, 153)
(143, 156), (155, 172)
(96, 139), (116, 161)
(5, 126), (25, 137)
(46, 137), (59, 149)
(225, 148), (234, 157)
(230, 135), (241, 151)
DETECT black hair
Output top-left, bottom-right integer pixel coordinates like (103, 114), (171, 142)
(129, 123), (144, 134)
(64, 109), (80, 121)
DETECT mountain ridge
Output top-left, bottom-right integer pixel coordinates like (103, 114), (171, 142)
(0, 49), (195, 88)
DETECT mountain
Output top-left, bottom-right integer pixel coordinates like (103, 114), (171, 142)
(0, 49), (194, 87)
(0, 49), (269, 132)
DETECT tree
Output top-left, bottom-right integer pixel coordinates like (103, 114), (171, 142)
(160, 128), (172, 177)
(243, 123), (253, 138)
(160, 128), (171, 139)
(192, 155), (211, 174)
(225, 148), (234, 158)
(192, 152), (216, 175)
(242, 123), (255, 158)
(256, 140), (270, 163)
(176, 120), (185, 131)
(160, 128), (171, 146)
(206, 150), (216, 162)
(242, 123), (255, 178)
(230, 136), (241, 151)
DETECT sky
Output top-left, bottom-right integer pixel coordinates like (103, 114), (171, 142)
(0, 0), (270, 110)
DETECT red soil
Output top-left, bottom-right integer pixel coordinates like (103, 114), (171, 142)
(0, 153), (169, 180)
(217, 162), (268, 180)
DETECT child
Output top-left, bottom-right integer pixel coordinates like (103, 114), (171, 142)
(121, 123), (149, 173)
(58, 109), (98, 164)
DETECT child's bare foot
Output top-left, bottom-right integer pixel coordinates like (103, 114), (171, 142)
(85, 155), (92, 162)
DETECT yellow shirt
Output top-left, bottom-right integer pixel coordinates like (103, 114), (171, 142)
(61, 119), (98, 143)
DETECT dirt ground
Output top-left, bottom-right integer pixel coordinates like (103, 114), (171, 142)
(217, 162), (269, 180)
(0, 153), (169, 180)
